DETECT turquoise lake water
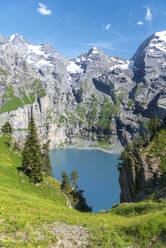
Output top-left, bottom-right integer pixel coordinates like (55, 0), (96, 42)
(50, 149), (120, 213)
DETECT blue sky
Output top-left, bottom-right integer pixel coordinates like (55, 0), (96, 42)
(1, 0), (166, 58)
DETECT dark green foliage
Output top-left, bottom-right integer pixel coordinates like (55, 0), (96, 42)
(31, 80), (46, 98)
(163, 114), (166, 127)
(148, 115), (160, 138)
(143, 115), (160, 144)
(70, 170), (78, 189)
(97, 96), (119, 131)
(110, 201), (166, 217)
(86, 96), (98, 127)
(2, 122), (13, 134)
(61, 171), (92, 212)
(22, 113), (43, 183)
(14, 140), (21, 152)
(61, 172), (71, 193)
(76, 104), (86, 120)
(41, 140), (52, 176)
(69, 189), (92, 212)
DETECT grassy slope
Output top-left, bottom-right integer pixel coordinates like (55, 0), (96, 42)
(0, 136), (166, 247)
(0, 81), (46, 114)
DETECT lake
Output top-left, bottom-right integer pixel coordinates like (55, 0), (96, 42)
(50, 149), (120, 213)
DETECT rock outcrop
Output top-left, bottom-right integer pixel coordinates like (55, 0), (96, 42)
(119, 151), (162, 202)
(119, 127), (166, 203)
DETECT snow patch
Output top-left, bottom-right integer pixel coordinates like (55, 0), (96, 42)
(92, 47), (98, 54)
(149, 31), (166, 53)
(36, 59), (52, 67)
(149, 48), (155, 53)
(10, 34), (17, 42)
(67, 61), (83, 74)
(110, 61), (129, 70)
(128, 60), (137, 70)
(27, 57), (36, 64)
(110, 60), (137, 71)
(28, 45), (46, 56)
(75, 58), (81, 63)
(111, 57), (118, 62)
(27, 57), (52, 67)
(81, 56), (86, 61)
(155, 31), (166, 42)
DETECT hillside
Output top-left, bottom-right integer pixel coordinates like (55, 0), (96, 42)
(0, 134), (166, 247)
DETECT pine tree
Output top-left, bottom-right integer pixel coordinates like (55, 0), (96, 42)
(70, 170), (78, 189)
(2, 122), (12, 134)
(61, 172), (71, 193)
(41, 140), (52, 176)
(22, 112), (43, 183)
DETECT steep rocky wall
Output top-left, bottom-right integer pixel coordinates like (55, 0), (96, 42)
(119, 146), (163, 202)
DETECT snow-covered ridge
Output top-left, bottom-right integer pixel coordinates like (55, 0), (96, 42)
(91, 47), (98, 54)
(155, 31), (166, 42)
(110, 59), (136, 71)
(28, 45), (47, 56)
(10, 34), (17, 42)
(148, 31), (166, 53)
(9, 34), (54, 67)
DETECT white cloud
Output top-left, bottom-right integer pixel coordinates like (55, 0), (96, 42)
(137, 21), (144, 25)
(145, 7), (152, 21)
(37, 3), (52, 15)
(103, 24), (112, 30)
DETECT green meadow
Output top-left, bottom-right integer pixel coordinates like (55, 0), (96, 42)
(0, 135), (166, 247)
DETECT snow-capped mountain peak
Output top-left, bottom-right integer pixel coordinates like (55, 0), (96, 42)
(91, 46), (99, 54)
(147, 31), (166, 53)
(10, 34), (30, 48)
(9, 34), (59, 68)
(154, 31), (166, 42)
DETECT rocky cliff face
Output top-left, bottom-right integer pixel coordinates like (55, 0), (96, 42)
(119, 127), (166, 203)
(1, 31), (166, 151)
(119, 149), (162, 202)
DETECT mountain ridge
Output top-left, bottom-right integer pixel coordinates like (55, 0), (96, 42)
(0, 31), (166, 151)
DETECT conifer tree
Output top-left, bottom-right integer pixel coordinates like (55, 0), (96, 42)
(61, 172), (71, 193)
(2, 122), (12, 134)
(70, 170), (78, 189)
(41, 140), (52, 176)
(22, 112), (43, 183)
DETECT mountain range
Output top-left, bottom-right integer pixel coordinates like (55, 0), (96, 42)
(0, 31), (166, 151)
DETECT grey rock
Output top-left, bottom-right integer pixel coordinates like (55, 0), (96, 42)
(0, 31), (166, 153)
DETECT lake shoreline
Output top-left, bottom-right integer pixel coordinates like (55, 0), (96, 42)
(53, 145), (122, 155)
